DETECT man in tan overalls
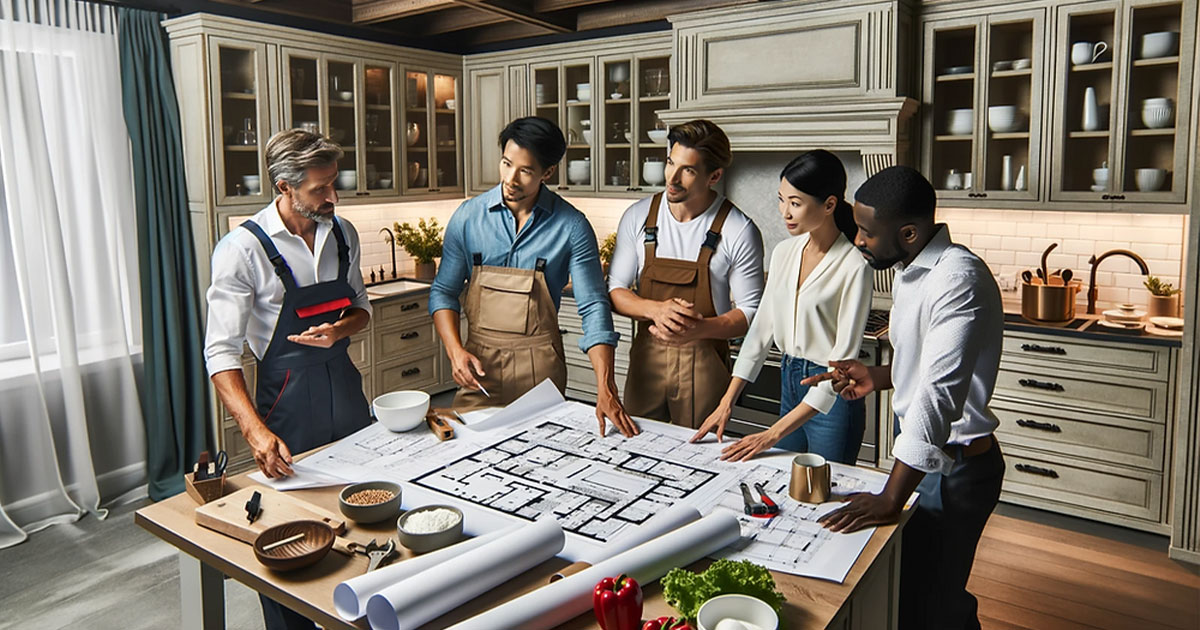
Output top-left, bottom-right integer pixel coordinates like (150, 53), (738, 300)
(608, 120), (765, 428)
(430, 117), (638, 437)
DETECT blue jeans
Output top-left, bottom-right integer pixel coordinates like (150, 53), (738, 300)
(776, 355), (865, 464)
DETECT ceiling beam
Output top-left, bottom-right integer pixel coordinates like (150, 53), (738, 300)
(452, 0), (574, 34)
(454, 19), (555, 47)
(531, 0), (608, 11)
(577, 0), (760, 31)
(400, 5), (507, 35)
(351, 0), (456, 25)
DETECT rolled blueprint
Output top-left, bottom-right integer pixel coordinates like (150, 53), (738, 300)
(365, 518), (565, 630)
(562, 504), (701, 574)
(334, 526), (514, 620)
(448, 511), (742, 630)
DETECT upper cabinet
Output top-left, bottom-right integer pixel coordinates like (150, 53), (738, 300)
(165, 14), (463, 221)
(922, 9), (1048, 205)
(920, 0), (1197, 212)
(463, 32), (672, 197)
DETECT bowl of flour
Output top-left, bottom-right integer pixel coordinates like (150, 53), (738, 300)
(397, 505), (464, 553)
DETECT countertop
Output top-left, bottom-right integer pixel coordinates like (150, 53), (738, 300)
(363, 278), (431, 301)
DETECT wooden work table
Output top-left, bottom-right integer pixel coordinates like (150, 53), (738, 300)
(136, 453), (910, 630)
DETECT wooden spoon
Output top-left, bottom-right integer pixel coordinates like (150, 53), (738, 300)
(1041, 243), (1058, 281)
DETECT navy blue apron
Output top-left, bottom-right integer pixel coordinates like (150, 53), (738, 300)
(241, 219), (370, 456)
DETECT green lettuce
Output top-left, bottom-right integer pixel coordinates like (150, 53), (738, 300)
(660, 559), (786, 621)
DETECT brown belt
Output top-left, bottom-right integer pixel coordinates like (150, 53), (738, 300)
(944, 434), (996, 459)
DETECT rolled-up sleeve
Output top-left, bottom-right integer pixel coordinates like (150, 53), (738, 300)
(726, 221), (765, 326)
(204, 239), (255, 376)
(730, 245), (780, 383)
(802, 259), (873, 414)
(891, 272), (989, 475)
(429, 201), (471, 314)
(569, 215), (619, 352)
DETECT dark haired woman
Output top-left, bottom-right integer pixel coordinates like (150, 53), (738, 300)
(690, 149), (872, 463)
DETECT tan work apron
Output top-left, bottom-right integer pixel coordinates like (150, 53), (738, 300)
(624, 193), (733, 428)
(453, 255), (568, 411)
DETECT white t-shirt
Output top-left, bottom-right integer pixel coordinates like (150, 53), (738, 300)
(607, 193), (764, 324)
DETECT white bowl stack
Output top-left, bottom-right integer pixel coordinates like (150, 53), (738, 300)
(946, 108), (973, 136)
(1141, 97), (1173, 129)
(1135, 168), (1167, 192)
(575, 82), (591, 102)
(987, 105), (1022, 133)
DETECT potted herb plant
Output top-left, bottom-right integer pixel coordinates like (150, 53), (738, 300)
(1144, 275), (1181, 318)
(599, 232), (617, 278)
(393, 218), (443, 281)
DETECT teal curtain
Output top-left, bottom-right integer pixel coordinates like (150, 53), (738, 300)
(117, 8), (211, 500)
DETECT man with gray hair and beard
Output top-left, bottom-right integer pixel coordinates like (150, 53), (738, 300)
(204, 129), (371, 629)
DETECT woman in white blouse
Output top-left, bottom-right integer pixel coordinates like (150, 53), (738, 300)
(690, 149), (873, 463)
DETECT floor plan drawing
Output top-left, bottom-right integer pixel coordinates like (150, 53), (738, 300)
(413, 418), (723, 542)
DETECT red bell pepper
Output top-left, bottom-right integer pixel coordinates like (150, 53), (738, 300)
(642, 616), (693, 630)
(593, 573), (643, 630)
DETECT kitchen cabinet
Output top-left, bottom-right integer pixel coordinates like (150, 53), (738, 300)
(206, 37), (276, 207)
(559, 296), (635, 403)
(463, 32), (671, 197)
(920, 8), (1049, 205)
(1048, 0), (1196, 208)
(402, 69), (461, 194)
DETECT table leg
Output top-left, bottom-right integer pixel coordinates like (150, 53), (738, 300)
(179, 552), (226, 630)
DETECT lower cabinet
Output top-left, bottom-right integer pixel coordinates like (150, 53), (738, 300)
(559, 296), (635, 402)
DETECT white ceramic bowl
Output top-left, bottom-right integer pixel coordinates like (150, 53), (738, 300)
(1140, 31), (1179, 59)
(377, 178), (393, 188)
(987, 105), (1020, 132)
(444, 99), (456, 110)
(337, 90), (353, 102)
(946, 108), (974, 136)
(567, 159), (590, 185)
(372, 390), (430, 432)
(1092, 167), (1109, 186)
(336, 170), (357, 190)
(1141, 98), (1174, 128)
(696, 594), (779, 630)
(241, 175), (261, 194)
(642, 159), (665, 186)
(648, 129), (669, 144)
(1135, 168), (1167, 192)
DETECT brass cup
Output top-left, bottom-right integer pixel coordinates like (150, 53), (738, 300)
(789, 453), (832, 503)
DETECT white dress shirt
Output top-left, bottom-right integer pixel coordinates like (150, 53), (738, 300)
(731, 233), (873, 414)
(204, 200), (371, 376)
(607, 193), (764, 325)
(890, 225), (1003, 475)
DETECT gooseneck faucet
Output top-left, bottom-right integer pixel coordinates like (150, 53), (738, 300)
(379, 227), (397, 281)
(1087, 249), (1150, 314)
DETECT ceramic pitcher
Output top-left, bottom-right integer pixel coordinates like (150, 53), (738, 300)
(1083, 87), (1101, 131)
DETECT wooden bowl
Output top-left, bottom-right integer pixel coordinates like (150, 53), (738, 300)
(253, 520), (335, 571)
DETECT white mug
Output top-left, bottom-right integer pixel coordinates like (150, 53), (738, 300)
(1072, 41), (1108, 66)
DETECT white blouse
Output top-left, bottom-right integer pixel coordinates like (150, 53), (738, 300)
(731, 232), (873, 414)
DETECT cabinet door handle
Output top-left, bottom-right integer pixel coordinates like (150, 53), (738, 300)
(401, 367), (421, 377)
(557, 185), (569, 191)
(1021, 343), (1066, 355)
(400, 302), (420, 312)
(559, 328), (569, 336)
(1101, 194), (1111, 200)
(356, 191), (370, 196)
(1018, 378), (1064, 392)
(1016, 418), (1062, 433)
(977, 192), (988, 198)
(1113, 194), (1126, 200)
(400, 331), (419, 340)
(1015, 463), (1059, 479)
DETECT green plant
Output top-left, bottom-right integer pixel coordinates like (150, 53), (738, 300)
(599, 232), (617, 267)
(660, 559), (785, 622)
(393, 218), (443, 264)
(1144, 276), (1181, 297)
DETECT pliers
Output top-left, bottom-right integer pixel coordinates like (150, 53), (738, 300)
(740, 482), (780, 518)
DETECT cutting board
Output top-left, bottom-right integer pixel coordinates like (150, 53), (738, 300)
(195, 486), (347, 545)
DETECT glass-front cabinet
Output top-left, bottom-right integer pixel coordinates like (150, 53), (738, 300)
(922, 9), (1046, 204)
(209, 38), (272, 206)
(597, 54), (670, 195)
(1050, 0), (1194, 206)
(532, 60), (595, 194)
(403, 70), (461, 194)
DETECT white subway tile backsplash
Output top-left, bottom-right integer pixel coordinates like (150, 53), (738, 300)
(1001, 236), (1032, 251)
(986, 221), (1017, 236)
(973, 234), (1004, 250)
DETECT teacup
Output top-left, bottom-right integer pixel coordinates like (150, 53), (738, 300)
(1072, 41), (1108, 65)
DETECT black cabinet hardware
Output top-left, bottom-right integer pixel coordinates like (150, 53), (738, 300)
(1018, 378), (1064, 392)
(1021, 343), (1066, 355)
(1015, 463), (1059, 478)
(1016, 418), (1062, 433)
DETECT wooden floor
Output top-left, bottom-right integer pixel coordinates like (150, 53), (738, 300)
(972, 506), (1200, 629)
(1, 498), (1196, 629)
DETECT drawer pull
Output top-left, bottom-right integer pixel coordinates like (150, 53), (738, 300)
(1016, 418), (1062, 433)
(401, 367), (421, 377)
(400, 302), (421, 312)
(400, 331), (420, 340)
(1018, 378), (1064, 392)
(1021, 343), (1066, 355)
(1015, 463), (1059, 479)
(559, 328), (569, 336)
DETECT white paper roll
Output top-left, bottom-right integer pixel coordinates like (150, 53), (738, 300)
(448, 511), (742, 630)
(334, 527), (515, 620)
(578, 504), (701, 565)
(365, 518), (565, 630)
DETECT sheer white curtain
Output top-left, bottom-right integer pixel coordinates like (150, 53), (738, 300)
(0, 0), (146, 548)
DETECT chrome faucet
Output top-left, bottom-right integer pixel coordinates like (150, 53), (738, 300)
(379, 227), (397, 281)
(1087, 248), (1150, 314)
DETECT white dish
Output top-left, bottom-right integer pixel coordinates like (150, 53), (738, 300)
(1011, 58), (1032, 70)
(697, 594), (779, 630)
(1103, 307), (1146, 323)
(1140, 31), (1179, 59)
(1145, 324), (1183, 337)
(610, 92), (623, 99)
(1097, 319), (1145, 332)
(648, 129), (669, 144)
(1149, 316), (1184, 330)
(336, 90), (353, 102)
(1090, 184), (1107, 192)
(943, 65), (973, 75)
(372, 390), (430, 432)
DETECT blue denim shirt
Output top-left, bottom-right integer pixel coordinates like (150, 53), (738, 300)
(429, 184), (619, 352)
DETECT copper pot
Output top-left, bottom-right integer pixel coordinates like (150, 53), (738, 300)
(1022, 280), (1082, 322)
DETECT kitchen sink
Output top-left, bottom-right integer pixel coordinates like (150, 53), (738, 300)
(1002, 312), (1094, 331)
(365, 279), (429, 297)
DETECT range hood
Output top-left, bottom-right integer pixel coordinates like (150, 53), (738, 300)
(659, 0), (920, 170)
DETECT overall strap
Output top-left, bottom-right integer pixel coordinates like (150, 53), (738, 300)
(696, 198), (734, 268)
(472, 252), (483, 267)
(240, 220), (298, 291)
(330, 217), (350, 281)
(642, 192), (664, 264)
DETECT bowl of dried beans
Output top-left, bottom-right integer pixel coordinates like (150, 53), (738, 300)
(338, 481), (403, 524)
